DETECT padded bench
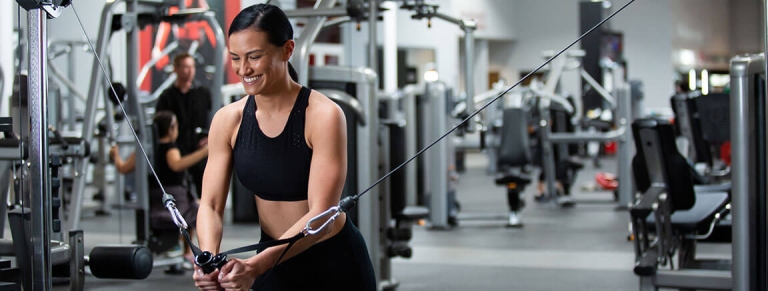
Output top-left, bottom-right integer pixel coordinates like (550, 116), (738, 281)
(646, 192), (729, 233)
(630, 118), (732, 290)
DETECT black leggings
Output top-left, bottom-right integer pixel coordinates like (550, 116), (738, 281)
(251, 217), (377, 291)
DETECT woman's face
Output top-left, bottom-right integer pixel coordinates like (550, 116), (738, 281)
(229, 29), (293, 96)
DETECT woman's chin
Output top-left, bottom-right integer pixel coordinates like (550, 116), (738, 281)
(242, 84), (260, 96)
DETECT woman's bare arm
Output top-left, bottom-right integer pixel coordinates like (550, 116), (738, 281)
(166, 145), (209, 173)
(197, 106), (239, 254)
(110, 146), (136, 174)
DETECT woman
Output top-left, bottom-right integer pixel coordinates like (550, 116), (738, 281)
(193, 3), (376, 291)
(111, 110), (209, 264)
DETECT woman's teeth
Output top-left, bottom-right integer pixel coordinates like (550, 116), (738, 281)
(244, 75), (260, 83)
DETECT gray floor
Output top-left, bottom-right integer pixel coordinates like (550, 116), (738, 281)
(38, 152), (727, 290)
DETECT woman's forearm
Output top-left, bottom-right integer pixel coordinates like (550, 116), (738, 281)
(196, 203), (224, 254)
(170, 148), (208, 172)
(245, 208), (338, 274)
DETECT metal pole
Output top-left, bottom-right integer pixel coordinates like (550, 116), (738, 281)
(203, 11), (224, 113)
(539, 99), (558, 203)
(428, 82), (449, 228)
(293, 0), (337, 85)
(616, 84), (633, 208)
(28, 7), (52, 291)
(66, 45), (76, 131)
(379, 102), (392, 288)
(284, 7), (348, 18)
(761, 3), (768, 285)
(68, 0), (117, 232)
(358, 68), (381, 284)
(404, 88), (418, 206)
(368, 0), (377, 73)
(462, 21), (476, 114)
(125, 0), (150, 244)
(730, 54), (760, 291)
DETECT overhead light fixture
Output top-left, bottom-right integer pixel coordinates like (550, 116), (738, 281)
(701, 69), (709, 95)
(424, 69), (439, 82)
(689, 69), (696, 91)
(680, 49), (696, 66)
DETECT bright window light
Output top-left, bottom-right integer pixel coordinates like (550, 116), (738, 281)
(701, 69), (709, 95)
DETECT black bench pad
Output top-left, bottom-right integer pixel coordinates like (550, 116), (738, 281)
(647, 192), (729, 233)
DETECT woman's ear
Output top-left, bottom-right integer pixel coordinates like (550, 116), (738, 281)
(283, 39), (295, 61)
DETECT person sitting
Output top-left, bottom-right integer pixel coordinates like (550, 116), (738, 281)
(110, 110), (209, 266)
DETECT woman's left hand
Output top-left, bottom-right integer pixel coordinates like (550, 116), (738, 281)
(218, 258), (259, 291)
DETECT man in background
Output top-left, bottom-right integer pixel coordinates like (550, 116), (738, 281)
(155, 52), (211, 198)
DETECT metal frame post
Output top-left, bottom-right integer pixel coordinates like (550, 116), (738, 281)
(616, 84), (634, 207)
(67, 0), (118, 232)
(27, 6), (52, 291)
(403, 86), (419, 207)
(125, 0), (151, 244)
(66, 42), (77, 131)
(203, 11), (225, 116)
(427, 81), (449, 228)
(730, 54), (764, 291)
(358, 68), (381, 284)
(539, 98), (559, 202)
(293, 0), (337, 85)
(378, 95), (393, 289)
(368, 0), (378, 73)
(462, 20), (476, 113)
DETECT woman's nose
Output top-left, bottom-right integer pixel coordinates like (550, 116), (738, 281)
(238, 62), (250, 76)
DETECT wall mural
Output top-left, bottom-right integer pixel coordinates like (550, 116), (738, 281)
(138, 0), (241, 94)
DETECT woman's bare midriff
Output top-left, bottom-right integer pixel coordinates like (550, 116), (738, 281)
(255, 196), (346, 242)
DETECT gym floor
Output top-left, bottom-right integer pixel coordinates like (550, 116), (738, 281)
(48, 152), (730, 290)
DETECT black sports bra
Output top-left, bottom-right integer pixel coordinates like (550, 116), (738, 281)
(232, 87), (313, 201)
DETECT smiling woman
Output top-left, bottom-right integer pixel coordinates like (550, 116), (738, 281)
(192, 3), (376, 291)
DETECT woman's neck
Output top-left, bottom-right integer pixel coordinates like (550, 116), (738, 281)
(255, 79), (301, 113)
(158, 136), (173, 143)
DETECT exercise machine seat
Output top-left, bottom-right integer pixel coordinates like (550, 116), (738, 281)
(694, 182), (731, 193)
(646, 191), (729, 233)
(495, 108), (532, 187)
(631, 118), (730, 236)
(494, 169), (531, 185)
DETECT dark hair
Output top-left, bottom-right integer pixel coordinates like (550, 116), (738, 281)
(173, 52), (193, 68)
(153, 110), (176, 138)
(229, 4), (298, 82)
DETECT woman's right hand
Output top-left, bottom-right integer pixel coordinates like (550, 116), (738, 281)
(193, 266), (222, 291)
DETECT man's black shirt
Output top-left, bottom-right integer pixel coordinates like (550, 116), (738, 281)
(155, 83), (212, 155)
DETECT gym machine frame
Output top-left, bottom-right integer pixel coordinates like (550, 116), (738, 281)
(730, 53), (767, 291)
(536, 52), (634, 208)
(12, 1), (153, 290)
(67, 0), (226, 245)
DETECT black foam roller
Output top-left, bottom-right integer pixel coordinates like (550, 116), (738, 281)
(88, 245), (153, 279)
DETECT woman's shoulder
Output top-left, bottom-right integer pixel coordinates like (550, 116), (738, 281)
(305, 89), (346, 130)
(212, 96), (248, 125)
(306, 89), (344, 119)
